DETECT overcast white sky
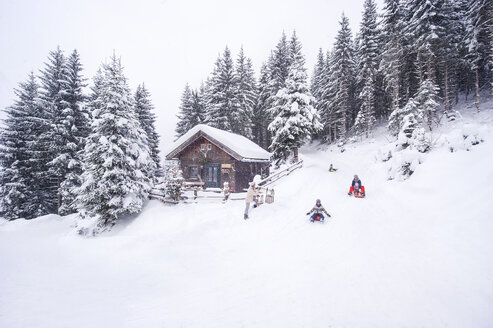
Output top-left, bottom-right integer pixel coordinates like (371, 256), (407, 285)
(0, 0), (382, 154)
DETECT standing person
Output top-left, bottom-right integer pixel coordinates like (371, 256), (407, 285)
(244, 176), (260, 219)
(306, 199), (331, 222)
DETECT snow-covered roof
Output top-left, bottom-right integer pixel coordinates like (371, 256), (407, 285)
(166, 124), (271, 162)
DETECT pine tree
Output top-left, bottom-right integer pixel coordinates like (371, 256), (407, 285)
(207, 47), (240, 132)
(175, 84), (193, 138)
(58, 50), (89, 215)
(267, 32), (291, 111)
(464, 0), (493, 111)
(135, 83), (161, 177)
(414, 79), (440, 131)
(439, 0), (465, 120)
(263, 33), (292, 133)
(0, 73), (51, 219)
(311, 48), (326, 109)
(268, 36), (322, 163)
(253, 62), (271, 149)
(403, 0), (447, 84)
(234, 46), (257, 138)
(317, 50), (335, 141)
(356, 0), (380, 137)
(325, 14), (357, 141)
(388, 97), (420, 137)
(380, 0), (406, 117)
(190, 85), (206, 128)
(38, 47), (72, 213)
(75, 55), (154, 233)
(39, 47), (90, 214)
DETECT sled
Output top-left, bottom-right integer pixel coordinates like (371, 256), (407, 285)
(354, 193), (366, 198)
(310, 214), (325, 223)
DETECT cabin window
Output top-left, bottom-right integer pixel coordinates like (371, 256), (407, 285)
(207, 144), (212, 150)
(201, 144), (206, 151)
(188, 165), (201, 181)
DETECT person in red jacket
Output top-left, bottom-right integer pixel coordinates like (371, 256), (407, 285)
(348, 183), (365, 197)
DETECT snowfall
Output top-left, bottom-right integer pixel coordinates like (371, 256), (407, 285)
(1, 101), (493, 328)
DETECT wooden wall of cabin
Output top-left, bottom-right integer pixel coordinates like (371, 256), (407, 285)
(177, 136), (237, 190)
(234, 162), (270, 192)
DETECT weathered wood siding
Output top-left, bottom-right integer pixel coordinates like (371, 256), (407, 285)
(235, 162), (270, 192)
(177, 136), (237, 190)
(173, 135), (270, 192)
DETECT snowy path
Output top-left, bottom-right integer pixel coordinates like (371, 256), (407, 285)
(1, 129), (493, 327)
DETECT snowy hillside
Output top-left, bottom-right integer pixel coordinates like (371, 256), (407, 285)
(1, 103), (492, 328)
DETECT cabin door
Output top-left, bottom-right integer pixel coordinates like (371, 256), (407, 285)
(205, 164), (221, 188)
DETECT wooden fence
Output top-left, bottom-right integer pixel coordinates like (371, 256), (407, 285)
(149, 159), (303, 204)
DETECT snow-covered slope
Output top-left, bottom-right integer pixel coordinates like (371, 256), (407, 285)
(1, 105), (492, 328)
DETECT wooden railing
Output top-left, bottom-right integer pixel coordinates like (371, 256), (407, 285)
(149, 159), (303, 204)
(257, 159), (303, 187)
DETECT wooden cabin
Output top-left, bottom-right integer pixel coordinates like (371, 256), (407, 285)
(166, 125), (271, 192)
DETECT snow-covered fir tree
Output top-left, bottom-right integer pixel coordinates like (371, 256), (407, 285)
(175, 84), (194, 138)
(234, 46), (257, 138)
(323, 14), (357, 141)
(38, 47), (72, 213)
(39, 47), (89, 214)
(164, 164), (184, 201)
(58, 50), (89, 215)
(206, 47), (240, 132)
(380, 0), (405, 117)
(311, 48), (326, 114)
(464, 0), (493, 111)
(135, 83), (161, 178)
(439, 0), (465, 120)
(355, 0), (380, 138)
(266, 33), (292, 112)
(403, 0), (447, 84)
(0, 73), (51, 219)
(268, 36), (322, 163)
(75, 55), (154, 233)
(413, 79), (440, 131)
(252, 62), (271, 149)
(190, 85), (207, 128)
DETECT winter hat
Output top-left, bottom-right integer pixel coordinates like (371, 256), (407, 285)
(354, 174), (358, 179)
(316, 199), (321, 205)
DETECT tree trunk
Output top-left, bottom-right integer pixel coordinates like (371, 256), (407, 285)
(475, 66), (480, 112)
(444, 62), (453, 121)
(418, 51), (423, 84)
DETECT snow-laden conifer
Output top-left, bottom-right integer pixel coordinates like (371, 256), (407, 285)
(324, 14), (357, 141)
(175, 84), (194, 138)
(206, 47), (240, 132)
(253, 62), (272, 149)
(234, 46), (257, 138)
(58, 50), (89, 215)
(355, 0), (380, 138)
(135, 83), (161, 177)
(0, 73), (51, 219)
(268, 38), (322, 163)
(76, 55), (154, 234)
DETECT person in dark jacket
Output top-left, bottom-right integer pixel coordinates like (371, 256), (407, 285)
(329, 164), (337, 172)
(351, 174), (361, 187)
(306, 199), (331, 222)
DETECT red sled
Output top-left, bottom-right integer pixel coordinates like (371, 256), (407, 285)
(310, 214), (325, 222)
(349, 185), (366, 198)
